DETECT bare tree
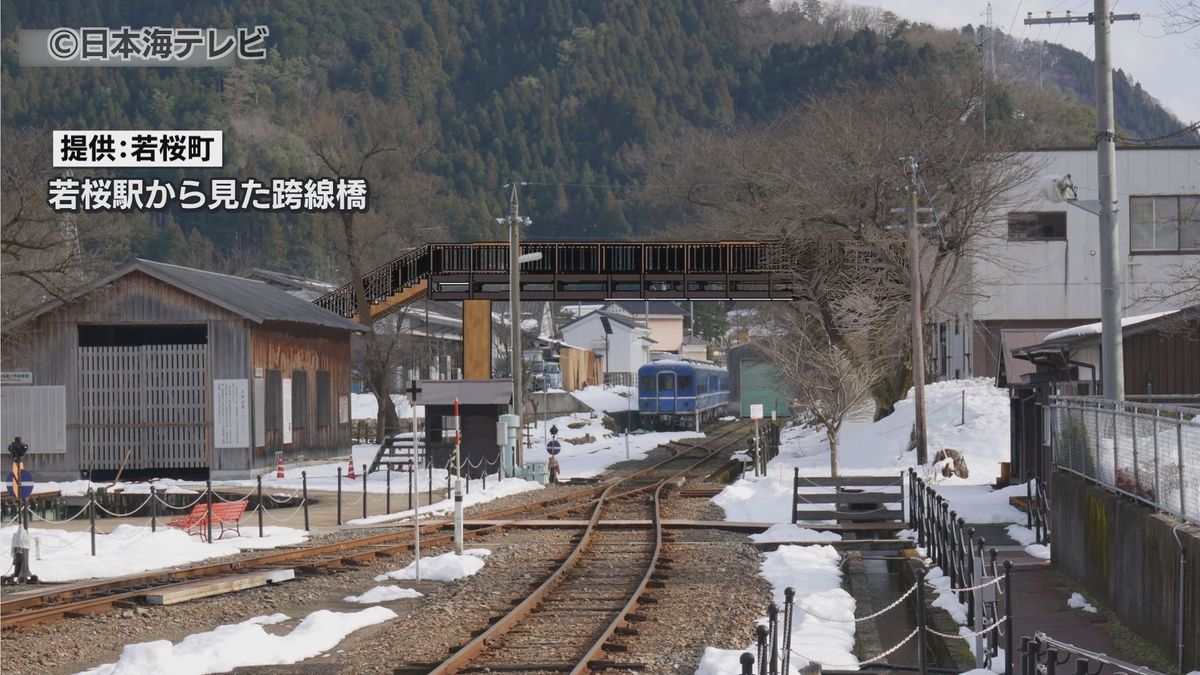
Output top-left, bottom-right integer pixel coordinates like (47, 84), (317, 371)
(758, 302), (876, 477)
(288, 90), (441, 440)
(1162, 1), (1200, 35)
(644, 71), (1036, 418)
(0, 129), (124, 322)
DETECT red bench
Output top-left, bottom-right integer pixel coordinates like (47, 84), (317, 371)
(167, 500), (249, 542)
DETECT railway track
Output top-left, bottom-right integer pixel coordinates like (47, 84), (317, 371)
(421, 422), (750, 674)
(0, 429), (743, 631)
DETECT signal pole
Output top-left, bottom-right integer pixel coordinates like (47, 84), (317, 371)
(1026, 1), (1139, 401)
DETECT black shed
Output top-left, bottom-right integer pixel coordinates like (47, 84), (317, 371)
(421, 380), (512, 478)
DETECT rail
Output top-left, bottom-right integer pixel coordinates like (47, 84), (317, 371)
(427, 423), (750, 673)
(1049, 395), (1200, 525)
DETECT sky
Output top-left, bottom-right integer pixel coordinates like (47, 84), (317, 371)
(848, 0), (1199, 123)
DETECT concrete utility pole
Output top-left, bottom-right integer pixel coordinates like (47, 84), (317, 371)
(504, 182), (529, 462)
(1026, 1), (1139, 401)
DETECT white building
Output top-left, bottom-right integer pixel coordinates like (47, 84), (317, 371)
(560, 310), (655, 383)
(936, 147), (1200, 382)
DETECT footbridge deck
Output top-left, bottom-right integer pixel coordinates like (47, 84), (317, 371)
(314, 240), (792, 322)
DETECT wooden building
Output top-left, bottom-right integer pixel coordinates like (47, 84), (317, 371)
(1, 259), (364, 480)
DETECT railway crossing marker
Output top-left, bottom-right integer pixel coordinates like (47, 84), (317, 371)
(6, 470), (34, 500)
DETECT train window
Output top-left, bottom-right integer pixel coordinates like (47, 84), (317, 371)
(657, 372), (675, 391)
(697, 377), (707, 394)
(679, 375), (693, 390)
(640, 375), (656, 391)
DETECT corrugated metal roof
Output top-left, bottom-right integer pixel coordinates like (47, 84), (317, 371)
(133, 260), (365, 331)
(418, 379), (513, 406)
(7, 259), (365, 332)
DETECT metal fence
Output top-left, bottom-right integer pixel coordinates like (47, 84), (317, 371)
(1049, 395), (1200, 525)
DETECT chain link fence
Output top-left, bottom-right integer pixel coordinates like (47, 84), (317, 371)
(1050, 395), (1200, 525)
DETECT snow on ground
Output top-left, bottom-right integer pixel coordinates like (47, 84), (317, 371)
(207, 444), (449, 495)
(77, 606), (395, 675)
(1025, 544), (1051, 560)
(343, 586), (424, 604)
(375, 548), (491, 582)
(0, 524), (308, 582)
(748, 523), (843, 544)
(695, 544), (857, 674)
(926, 566), (969, 624)
(572, 385), (637, 414)
(715, 379), (1017, 524)
(36, 479), (199, 498)
(351, 393), (423, 420)
(522, 410), (703, 480)
(1067, 592), (1098, 613)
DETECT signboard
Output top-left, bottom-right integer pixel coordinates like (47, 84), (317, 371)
(546, 439), (562, 456)
(253, 377), (266, 447)
(281, 378), (293, 444)
(0, 372), (32, 385)
(338, 395), (350, 424)
(213, 379), (251, 448)
(6, 470), (34, 499)
(749, 403), (764, 420)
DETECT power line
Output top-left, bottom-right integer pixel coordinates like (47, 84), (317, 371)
(1113, 120), (1200, 144)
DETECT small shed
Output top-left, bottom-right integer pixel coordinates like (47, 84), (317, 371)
(1, 259), (365, 480)
(727, 343), (794, 419)
(421, 379), (512, 478)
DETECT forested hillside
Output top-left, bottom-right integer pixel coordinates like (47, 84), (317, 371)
(2, 0), (1194, 279)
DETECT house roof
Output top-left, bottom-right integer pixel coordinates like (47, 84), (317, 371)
(681, 335), (707, 346)
(562, 309), (642, 332)
(9, 259), (366, 332)
(1012, 305), (1200, 361)
(609, 300), (686, 316)
(418, 379), (513, 406)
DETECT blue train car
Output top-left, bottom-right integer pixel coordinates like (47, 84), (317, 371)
(638, 361), (730, 430)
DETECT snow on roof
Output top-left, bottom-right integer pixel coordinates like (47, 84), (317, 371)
(1042, 310), (1179, 343)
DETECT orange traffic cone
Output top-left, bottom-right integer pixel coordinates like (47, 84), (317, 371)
(275, 457), (285, 479)
(346, 458), (357, 480)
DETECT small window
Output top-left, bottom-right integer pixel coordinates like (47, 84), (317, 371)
(316, 371), (331, 427)
(679, 375), (693, 391)
(1131, 195), (1200, 252)
(640, 375), (656, 392)
(1007, 212), (1066, 241)
(292, 370), (308, 432)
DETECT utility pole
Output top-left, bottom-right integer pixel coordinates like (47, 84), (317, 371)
(501, 181), (531, 462)
(1027, 1), (1138, 402)
(892, 157), (934, 465)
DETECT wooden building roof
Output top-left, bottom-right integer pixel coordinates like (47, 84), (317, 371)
(8, 259), (366, 332)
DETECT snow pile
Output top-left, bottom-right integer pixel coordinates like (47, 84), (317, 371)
(1025, 544), (1051, 560)
(38, 480), (199, 497)
(749, 523), (843, 544)
(937, 483), (1028, 524)
(343, 586), (424, 604)
(572, 385), (637, 414)
(714, 378), (1011, 524)
(0, 525), (307, 582)
(78, 607), (396, 674)
(926, 566), (969, 624)
(375, 549), (491, 582)
(694, 545), (857, 674)
(348, 477), (542, 526)
(1067, 592), (1098, 613)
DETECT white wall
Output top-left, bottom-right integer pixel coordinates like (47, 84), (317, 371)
(970, 148), (1200, 322)
(561, 315), (650, 375)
